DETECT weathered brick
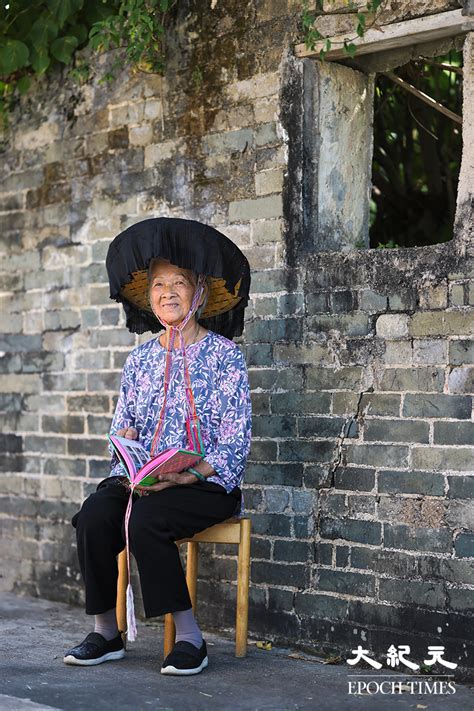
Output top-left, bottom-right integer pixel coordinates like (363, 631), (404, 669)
(447, 475), (474, 499)
(245, 463), (303, 487)
(411, 447), (473, 472)
(249, 440), (278, 462)
(278, 439), (334, 463)
(252, 561), (307, 588)
(245, 318), (303, 343)
(413, 339), (448, 364)
(364, 418), (429, 443)
(252, 415), (297, 438)
(403, 394), (472, 419)
(380, 578), (445, 608)
(320, 517), (382, 545)
(380, 367), (444, 392)
(68, 438), (109, 457)
(359, 393), (401, 416)
(334, 467), (375, 491)
(344, 443), (409, 468)
(447, 366), (473, 394)
(229, 194), (283, 222)
(449, 339), (473, 365)
(250, 513), (292, 537)
(272, 392), (331, 414)
(264, 488), (291, 513)
(454, 533), (473, 558)
(274, 540), (311, 562)
(298, 416), (357, 438)
(42, 415), (85, 434)
(67, 395), (110, 413)
(318, 569), (375, 597)
(434, 421), (474, 445)
(383, 524), (451, 553)
(306, 366), (363, 390)
(379, 469), (445, 496)
(410, 311), (473, 337)
(249, 367), (303, 392)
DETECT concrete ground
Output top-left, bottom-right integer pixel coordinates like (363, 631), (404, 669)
(1, 592), (473, 711)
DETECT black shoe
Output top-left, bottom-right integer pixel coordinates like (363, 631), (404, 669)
(161, 639), (208, 676)
(63, 632), (125, 666)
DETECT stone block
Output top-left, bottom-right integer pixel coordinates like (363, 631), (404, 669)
(379, 578), (445, 608)
(202, 128), (253, 155)
(447, 367), (473, 394)
(419, 283), (448, 309)
(229, 194), (283, 222)
(448, 475), (474, 499)
(450, 283), (466, 306)
(412, 339), (448, 365)
(344, 443), (409, 468)
(403, 394), (471, 419)
(434, 421), (474, 446)
(383, 523), (451, 553)
(454, 532), (474, 558)
(380, 367), (444, 392)
(384, 341), (412, 365)
(378, 469), (445, 496)
(320, 516), (382, 545)
(364, 418), (429, 443)
(410, 311), (474, 337)
(375, 314), (409, 339)
(225, 72), (280, 102)
(411, 447), (473, 472)
(264, 488), (291, 513)
(255, 168), (284, 195)
(358, 288), (387, 312)
(449, 339), (474, 365)
(317, 568), (375, 597)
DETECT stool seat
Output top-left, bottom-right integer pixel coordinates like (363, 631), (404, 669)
(116, 517), (251, 657)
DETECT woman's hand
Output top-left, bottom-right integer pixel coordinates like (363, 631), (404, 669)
(135, 470), (197, 494)
(117, 427), (138, 439)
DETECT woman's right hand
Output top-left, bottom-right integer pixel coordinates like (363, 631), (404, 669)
(116, 427), (138, 440)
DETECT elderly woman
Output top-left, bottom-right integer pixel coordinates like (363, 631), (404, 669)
(64, 218), (252, 676)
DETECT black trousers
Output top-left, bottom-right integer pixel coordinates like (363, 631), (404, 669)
(72, 476), (241, 618)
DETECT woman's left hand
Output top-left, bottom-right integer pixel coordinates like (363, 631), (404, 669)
(135, 470), (197, 494)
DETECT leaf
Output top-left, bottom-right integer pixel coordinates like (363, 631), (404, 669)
(159, 0), (170, 10)
(66, 23), (89, 45)
(344, 41), (357, 59)
(30, 17), (59, 52)
(47, 0), (85, 28)
(30, 46), (51, 75)
(17, 75), (31, 94)
(51, 35), (79, 63)
(0, 39), (29, 75)
(256, 640), (272, 650)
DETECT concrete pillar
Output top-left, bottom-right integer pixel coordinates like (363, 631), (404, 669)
(302, 58), (374, 252)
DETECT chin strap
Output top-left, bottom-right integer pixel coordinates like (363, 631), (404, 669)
(124, 274), (207, 643)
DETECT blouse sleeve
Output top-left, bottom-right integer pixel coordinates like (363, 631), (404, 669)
(108, 351), (138, 477)
(204, 346), (252, 491)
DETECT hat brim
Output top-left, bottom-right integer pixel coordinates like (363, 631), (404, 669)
(121, 270), (242, 319)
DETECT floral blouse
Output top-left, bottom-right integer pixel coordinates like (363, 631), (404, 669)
(108, 330), (252, 513)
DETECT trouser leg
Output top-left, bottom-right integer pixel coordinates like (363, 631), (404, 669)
(128, 481), (241, 618)
(73, 477), (130, 615)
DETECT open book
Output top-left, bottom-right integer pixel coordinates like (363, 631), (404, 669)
(108, 434), (204, 487)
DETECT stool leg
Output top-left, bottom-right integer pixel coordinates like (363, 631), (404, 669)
(186, 541), (199, 609)
(116, 549), (128, 649)
(164, 614), (175, 657)
(236, 519), (251, 657)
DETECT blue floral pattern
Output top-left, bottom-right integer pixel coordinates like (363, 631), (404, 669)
(108, 330), (252, 514)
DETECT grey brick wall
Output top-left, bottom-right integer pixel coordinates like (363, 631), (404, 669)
(0, 0), (473, 678)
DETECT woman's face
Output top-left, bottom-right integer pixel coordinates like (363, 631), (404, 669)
(148, 259), (202, 326)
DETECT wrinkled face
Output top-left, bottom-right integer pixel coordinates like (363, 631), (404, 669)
(148, 258), (202, 326)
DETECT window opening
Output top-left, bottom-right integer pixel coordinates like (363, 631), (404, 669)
(370, 49), (463, 249)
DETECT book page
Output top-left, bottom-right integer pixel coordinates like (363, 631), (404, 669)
(110, 435), (150, 475)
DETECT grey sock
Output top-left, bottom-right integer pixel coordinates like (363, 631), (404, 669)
(173, 607), (203, 649)
(94, 608), (119, 641)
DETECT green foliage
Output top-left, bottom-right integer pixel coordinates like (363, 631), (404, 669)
(370, 51), (463, 248)
(0, 0), (177, 127)
(301, 0), (385, 60)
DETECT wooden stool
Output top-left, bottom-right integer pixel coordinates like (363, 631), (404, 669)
(116, 517), (251, 658)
